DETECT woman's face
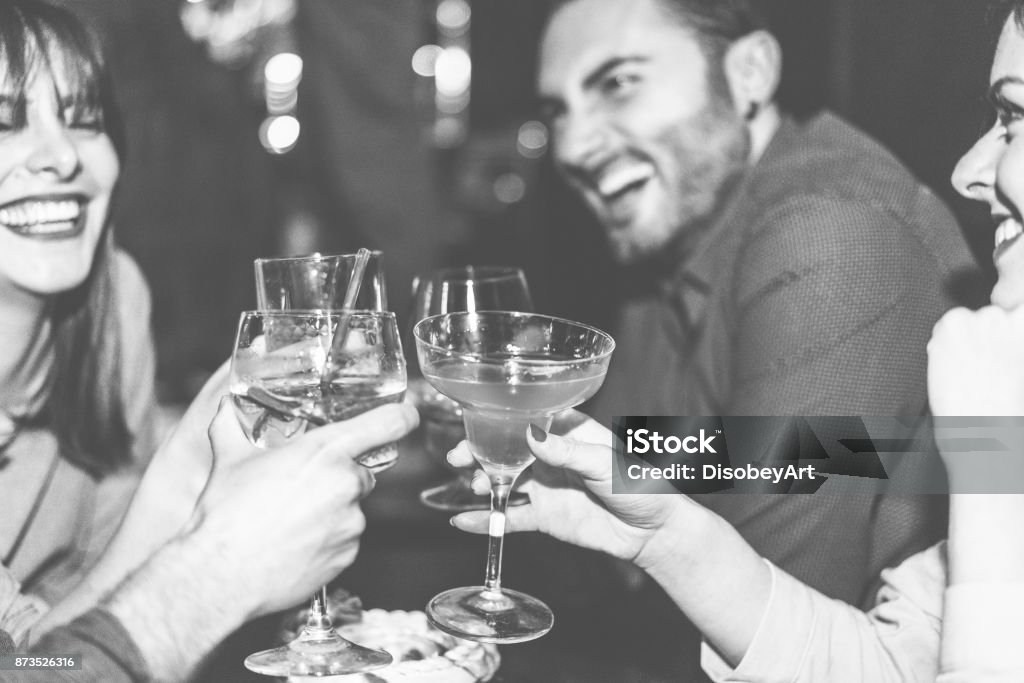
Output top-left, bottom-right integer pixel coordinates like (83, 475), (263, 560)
(0, 58), (119, 300)
(953, 16), (1024, 310)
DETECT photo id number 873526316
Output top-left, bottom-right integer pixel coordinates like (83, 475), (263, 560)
(0, 655), (80, 670)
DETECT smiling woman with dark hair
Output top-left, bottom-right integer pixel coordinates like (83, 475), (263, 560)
(0, 0), (157, 638)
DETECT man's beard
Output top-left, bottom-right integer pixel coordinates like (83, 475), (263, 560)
(611, 100), (750, 267)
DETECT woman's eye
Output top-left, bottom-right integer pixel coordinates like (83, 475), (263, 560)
(70, 117), (102, 131)
(63, 107), (103, 131)
(998, 110), (1024, 140)
(0, 105), (21, 132)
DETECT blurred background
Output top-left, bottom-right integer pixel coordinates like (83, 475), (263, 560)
(67, 0), (999, 405)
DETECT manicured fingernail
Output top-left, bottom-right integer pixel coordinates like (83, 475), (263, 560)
(530, 423), (547, 442)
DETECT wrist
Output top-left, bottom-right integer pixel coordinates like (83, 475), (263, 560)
(104, 525), (250, 680)
(634, 495), (716, 582)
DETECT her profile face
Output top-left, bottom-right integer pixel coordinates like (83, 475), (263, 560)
(0, 55), (119, 301)
(952, 15), (1024, 310)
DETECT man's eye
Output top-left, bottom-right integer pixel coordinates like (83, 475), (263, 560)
(602, 72), (640, 95)
(538, 102), (564, 125)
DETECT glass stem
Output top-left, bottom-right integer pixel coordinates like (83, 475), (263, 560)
(304, 585), (334, 635)
(483, 480), (513, 593)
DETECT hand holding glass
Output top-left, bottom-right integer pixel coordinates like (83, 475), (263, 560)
(229, 310), (406, 676)
(414, 311), (614, 643)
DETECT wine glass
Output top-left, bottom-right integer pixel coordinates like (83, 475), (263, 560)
(413, 311), (615, 643)
(410, 266), (534, 512)
(229, 309), (407, 676)
(254, 251), (387, 311)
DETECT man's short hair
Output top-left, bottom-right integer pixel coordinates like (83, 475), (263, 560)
(545, 0), (769, 105)
(548, 0), (768, 62)
(648, 0), (768, 61)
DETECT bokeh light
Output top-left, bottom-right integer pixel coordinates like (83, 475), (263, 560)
(259, 115), (301, 154)
(435, 47), (472, 97)
(436, 0), (471, 33)
(412, 44), (443, 78)
(517, 120), (549, 159)
(264, 52), (303, 87)
(494, 173), (526, 204)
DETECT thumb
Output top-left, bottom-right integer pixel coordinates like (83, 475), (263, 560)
(527, 423), (613, 483)
(207, 396), (253, 469)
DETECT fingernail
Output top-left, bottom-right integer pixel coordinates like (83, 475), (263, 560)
(530, 423), (548, 442)
(445, 449), (455, 464)
(449, 516), (458, 527)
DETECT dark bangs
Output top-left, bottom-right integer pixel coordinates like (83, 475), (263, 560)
(0, 0), (124, 158)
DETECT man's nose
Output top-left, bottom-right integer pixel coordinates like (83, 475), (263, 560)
(25, 125), (81, 179)
(952, 127), (999, 204)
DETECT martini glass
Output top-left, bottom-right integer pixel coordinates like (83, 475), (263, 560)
(414, 311), (614, 642)
(410, 266), (534, 512)
(229, 309), (406, 676)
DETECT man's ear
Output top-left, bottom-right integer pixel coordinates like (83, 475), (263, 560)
(723, 30), (782, 120)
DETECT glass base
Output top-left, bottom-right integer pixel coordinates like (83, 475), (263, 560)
(244, 627), (392, 677)
(419, 479), (529, 512)
(426, 586), (553, 644)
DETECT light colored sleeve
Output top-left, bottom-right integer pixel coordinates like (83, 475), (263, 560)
(702, 545), (944, 683)
(939, 581), (1024, 682)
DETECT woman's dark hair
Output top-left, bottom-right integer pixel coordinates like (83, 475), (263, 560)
(989, 0), (1024, 39)
(0, 0), (131, 478)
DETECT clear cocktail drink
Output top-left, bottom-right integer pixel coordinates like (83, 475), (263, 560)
(424, 357), (606, 477)
(231, 374), (406, 469)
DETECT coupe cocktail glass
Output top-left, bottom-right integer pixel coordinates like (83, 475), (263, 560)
(414, 311), (614, 643)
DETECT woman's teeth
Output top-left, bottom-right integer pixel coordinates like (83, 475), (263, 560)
(995, 218), (1024, 250)
(0, 199), (82, 235)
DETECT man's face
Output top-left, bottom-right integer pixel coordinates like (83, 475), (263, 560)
(952, 16), (1024, 310)
(537, 0), (750, 264)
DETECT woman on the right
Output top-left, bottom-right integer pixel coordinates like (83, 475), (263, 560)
(449, 2), (1024, 680)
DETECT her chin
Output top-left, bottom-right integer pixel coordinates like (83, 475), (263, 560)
(990, 273), (1024, 311)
